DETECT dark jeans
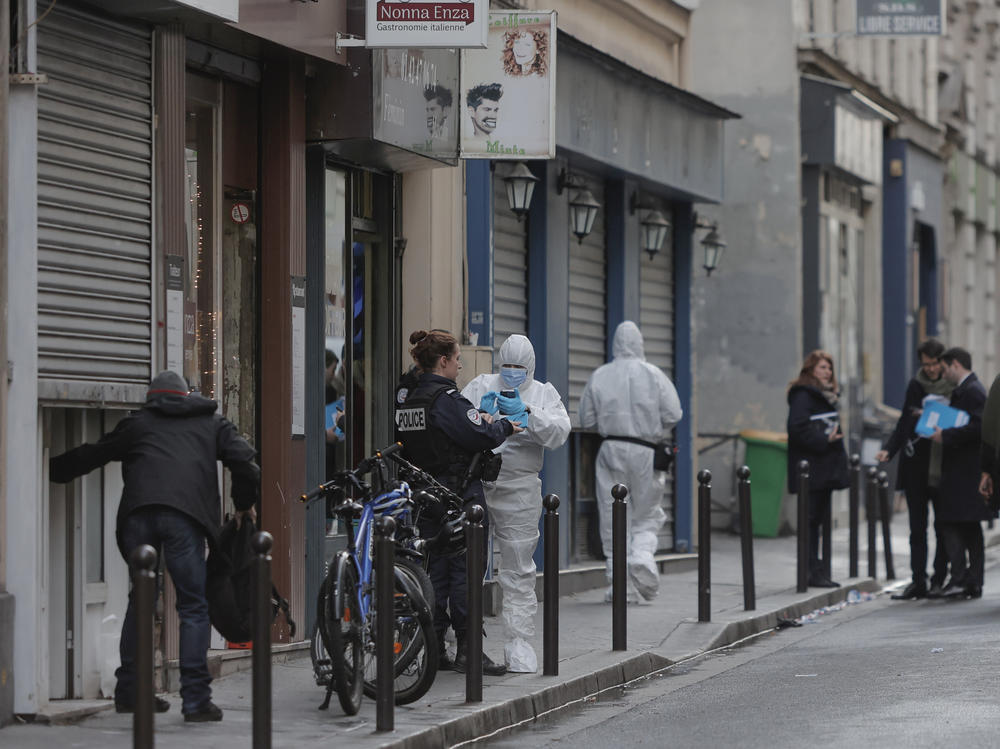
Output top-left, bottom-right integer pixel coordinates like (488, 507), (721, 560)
(428, 552), (468, 640)
(941, 521), (984, 589)
(117, 506), (211, 713)
(427, 502), (489, 642)
(807, 489), (831, 576)
(905, 486), (948, 587)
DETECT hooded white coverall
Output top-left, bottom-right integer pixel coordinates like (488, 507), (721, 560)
(462, 335), (571, 672)
(579, 321), (683, 602)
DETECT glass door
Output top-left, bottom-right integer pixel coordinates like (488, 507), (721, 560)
(321, 166), (397, 479)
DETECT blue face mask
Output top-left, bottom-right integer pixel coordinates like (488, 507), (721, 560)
(500, 366), (527, 389)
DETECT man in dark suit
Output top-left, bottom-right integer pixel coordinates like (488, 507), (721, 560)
(932, 347), (992, 598)
(876, 339), (952, 600)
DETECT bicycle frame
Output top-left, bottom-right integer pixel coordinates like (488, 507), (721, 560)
(340, 484), (414, 629)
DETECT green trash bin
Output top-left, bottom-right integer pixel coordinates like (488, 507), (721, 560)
(739, 429), (788, 538)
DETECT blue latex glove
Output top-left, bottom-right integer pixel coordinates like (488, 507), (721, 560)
(507, 410), (530, 428)
(497, 390), (524, 415)
(479, 391), (500, 415)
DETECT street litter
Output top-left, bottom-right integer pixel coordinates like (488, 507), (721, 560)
(794, 674), (818, 678)
(931, 648), (944, 653)
(775, 617), (802, 629)
(795, 590), (875, 625)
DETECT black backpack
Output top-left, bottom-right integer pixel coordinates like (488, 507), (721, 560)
(206, 516), (296, 643)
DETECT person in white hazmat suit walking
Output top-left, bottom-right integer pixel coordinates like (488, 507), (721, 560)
(462, 334), (571, 672)
(579, 321), (683, 602)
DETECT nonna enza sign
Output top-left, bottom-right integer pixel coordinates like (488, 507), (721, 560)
(367, 0), (488, 49)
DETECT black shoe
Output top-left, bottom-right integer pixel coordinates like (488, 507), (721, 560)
(183, 701), (223, 722)
(941, 582), (967, 599)
(115, 696), (170, 714)
(438, 647), (454, 670)
(452, 644), (508, 676)
(807, 575), (840, 588)
(891, 582), (928, 600)
(482, 652), (508, 676)
(965, 584), (983, 599)
(926, 583), (945, 599)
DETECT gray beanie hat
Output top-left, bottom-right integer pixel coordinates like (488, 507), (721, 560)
(147, 370), (189, 400)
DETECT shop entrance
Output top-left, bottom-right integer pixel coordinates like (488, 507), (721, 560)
(318, 164), (399, 481)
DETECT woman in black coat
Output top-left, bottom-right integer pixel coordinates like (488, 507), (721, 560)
(787, 350), (849, 587)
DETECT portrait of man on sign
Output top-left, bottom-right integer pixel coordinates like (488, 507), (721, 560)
(466, 82), (502, 138)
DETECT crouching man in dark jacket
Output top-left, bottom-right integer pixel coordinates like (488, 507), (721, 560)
(49, 371), (260, 722)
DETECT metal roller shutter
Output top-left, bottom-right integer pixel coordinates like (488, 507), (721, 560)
(567, 174), (606, 425)
(639, 220), (675, 549)
(36, 2), (153, 384)
(492, 170), (528, 355)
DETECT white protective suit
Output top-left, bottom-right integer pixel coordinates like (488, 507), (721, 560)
(578, 321), (683, 602)
(462, 335), (571, 672)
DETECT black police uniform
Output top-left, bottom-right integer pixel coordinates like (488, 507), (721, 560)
(396, 371), (513, 655)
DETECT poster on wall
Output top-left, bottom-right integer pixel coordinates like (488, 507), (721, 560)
(165, 256), (184, 375)
(367, 0), (488, 49)
(856, 0), (944, 36)
(460, 10), (556, 159)
(374, 48), (460, 163)
(291, 276), (306, 438)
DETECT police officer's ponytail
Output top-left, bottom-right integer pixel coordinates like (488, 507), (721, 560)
(409, 329), (458, 372)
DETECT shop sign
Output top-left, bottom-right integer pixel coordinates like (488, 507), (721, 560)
(374, 48), (461, 162)
(367, 0), (488, 49)
(291, 277), (306, 438)
(857, 0), (944, 36)
(173, 0), (238, 22)
(460, 10), (556, 159)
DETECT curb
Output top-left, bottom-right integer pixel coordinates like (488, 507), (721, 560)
(381, 578), (883, 748)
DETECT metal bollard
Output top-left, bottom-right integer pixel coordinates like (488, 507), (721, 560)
(375, 516), (396, 732)
(848, 454), (861, 578)
(131, 544), (157, 749)
(611, 484), (628, 651)
(698, 470), (713, 622)
(797, 460), (809, 593)
(465, 504), (485, 703)
(736, 466), (755, 611)
(542, 494), (560, 676)
(877, 471), (896, 580)
(866, 467), (878, 578)
(251, 531), (274, 749)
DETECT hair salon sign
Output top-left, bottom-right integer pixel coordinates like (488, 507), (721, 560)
(367, 0), (488, 48)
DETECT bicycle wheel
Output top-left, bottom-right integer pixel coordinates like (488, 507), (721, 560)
(362, 558), (439, 705)
(322, 555), (365, 715)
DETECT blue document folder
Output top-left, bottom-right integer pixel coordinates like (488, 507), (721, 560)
(915, 400), (969, 437)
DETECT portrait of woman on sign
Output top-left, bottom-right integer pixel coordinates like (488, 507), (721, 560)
(502, 29), (548, 77)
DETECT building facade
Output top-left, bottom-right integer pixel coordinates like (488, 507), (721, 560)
(466, 0), (734, 560)
(3, 0), (465, 714)
(689, 0), (960, 523)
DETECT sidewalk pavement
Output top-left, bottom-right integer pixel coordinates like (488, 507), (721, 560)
(6, 512), (999, 749)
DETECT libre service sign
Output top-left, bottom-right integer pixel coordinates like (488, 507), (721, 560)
(367, 0), (488, 49)
(856, 0), (944, 36)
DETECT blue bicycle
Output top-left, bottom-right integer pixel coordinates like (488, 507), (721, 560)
(301, 444), (438, 715)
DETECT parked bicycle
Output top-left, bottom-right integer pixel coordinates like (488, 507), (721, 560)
(300, 444), (438, 715)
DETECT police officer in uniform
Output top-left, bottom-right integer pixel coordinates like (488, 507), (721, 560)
(396, 329), (520, 676)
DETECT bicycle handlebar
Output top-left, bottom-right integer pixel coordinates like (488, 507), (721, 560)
(298, 443), (405, 504)
(384, 450), (465, 509)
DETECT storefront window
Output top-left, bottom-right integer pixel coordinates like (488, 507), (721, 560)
(184, 77), (220, 399)
(324, 169), (348, 478)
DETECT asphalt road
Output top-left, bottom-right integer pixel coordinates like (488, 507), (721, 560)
(477, 569), (1000, 748)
